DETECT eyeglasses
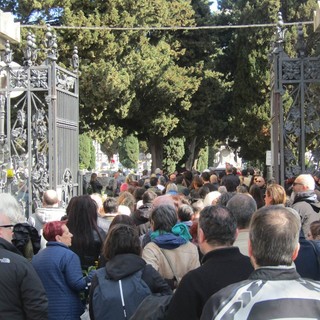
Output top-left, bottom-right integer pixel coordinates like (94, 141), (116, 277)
(0, 224), (14, 230)
(293, 182), (304, 186)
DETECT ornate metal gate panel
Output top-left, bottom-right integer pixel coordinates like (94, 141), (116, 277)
(0, 29), (79, 217)
(270, 13), (320, 185)
(55, 64), (79, 206)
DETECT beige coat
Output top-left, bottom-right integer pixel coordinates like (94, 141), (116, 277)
(142, 241), (200, 284)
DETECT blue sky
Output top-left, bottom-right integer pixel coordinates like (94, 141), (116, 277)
(211, 0), (218, 11)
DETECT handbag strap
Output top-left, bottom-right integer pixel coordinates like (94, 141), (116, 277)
(119, 280), (127, 319)
(160, 248), (178, 282)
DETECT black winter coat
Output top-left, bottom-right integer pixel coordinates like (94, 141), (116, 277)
(89, 253), (172, 320)
(166, 247), (253, 320)
(0, 238), (48, 320)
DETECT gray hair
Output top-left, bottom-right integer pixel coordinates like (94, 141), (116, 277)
(295, 174), (315, 191)
(227, 193), (257, 229)
(150, 205), (177, 232)
(0, 193), (25, 224)
(249, 206), (301, 267)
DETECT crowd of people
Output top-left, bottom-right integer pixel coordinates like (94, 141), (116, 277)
(0, 165), (320, 319)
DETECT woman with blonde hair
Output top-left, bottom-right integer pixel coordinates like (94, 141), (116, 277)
(264, 184), (286, 206)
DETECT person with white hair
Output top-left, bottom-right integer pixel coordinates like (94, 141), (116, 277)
(291, 174), (320, 237)
(0, 193), (26, 224)
(203, 191), (221, 207)
(0, 193), (48, 319)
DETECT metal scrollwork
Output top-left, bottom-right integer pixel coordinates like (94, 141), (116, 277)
(0, 29), (79, 218)
(9, 67), (28, 89)
(32, 106), (48, 144)
(30, 69), (48, 89)
(282, 61), (301, 81)
(56, 69), (76, 92)
(0, 95), (7, 146)
(270, 12), (320, 182)
(304, 59), (320, 81)
(11, 109), (27, 152)
(32, 160), (49, 209)
(61, 168), (73, 208)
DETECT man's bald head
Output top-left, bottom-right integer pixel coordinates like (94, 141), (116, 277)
(43, 190), (60, 207)
(152, 195), (175, 209)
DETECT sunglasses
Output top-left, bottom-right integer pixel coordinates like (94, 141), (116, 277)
(293, 182), (303, 186)
(0, 224), (14, 230)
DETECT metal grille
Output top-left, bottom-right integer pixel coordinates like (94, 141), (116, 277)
(270, 13), (320, 185)
(0, 28), (79, 217)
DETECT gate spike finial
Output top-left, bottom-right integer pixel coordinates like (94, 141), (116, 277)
(45, 25), (58, 61)
(71, 46), (79, 72)
(276, 12), (286, 44)
(295, 23), (306, 57)
(4, 40), (13, 64)
(23, 32), (37, 66)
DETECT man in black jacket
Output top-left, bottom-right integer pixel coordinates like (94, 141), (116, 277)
(201, 206), (320, 320)
(221, 166), (240, 192)
(0, 194), (48, 320)
(166, 205), (253, 320)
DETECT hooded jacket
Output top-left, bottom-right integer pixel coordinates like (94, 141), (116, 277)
(142, 225), (200, 286)
(0, 238), (48, 320)
(131, 203), (152, 236)
(89, 253), (172, 320)
(292, 191), (320, 237)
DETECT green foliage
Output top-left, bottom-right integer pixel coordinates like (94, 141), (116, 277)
(100, 138), (119, 160)
(79, 134), (92, 169)
(173, 0), (230, 169)
(163, 137), (185, 174)
(118, 134), (139, 169)
(214, 0), (280, 162)
(89, 142), (96, 170)
(2, 0), (318, 171)
(79, 133), (96, 170)
(61, 0), (202, 167)
(139, 141), (148, 154)
(197, 146), (208, 172)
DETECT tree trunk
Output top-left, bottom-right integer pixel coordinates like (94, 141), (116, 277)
(185, 136), (197, 170)
(149, 136), (164, 173)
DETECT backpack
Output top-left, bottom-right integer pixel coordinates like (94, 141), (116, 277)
(129, 294), (173, 320)
(92, 268), (151, 320)
(12, 223), (41, 260)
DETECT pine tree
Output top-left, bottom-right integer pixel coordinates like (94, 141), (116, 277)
(118, 134), (139, 169)
(215, 0), (280, 162)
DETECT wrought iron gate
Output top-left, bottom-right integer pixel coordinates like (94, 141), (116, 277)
(0, 27), (79, 217)
(270, 13), (320, 185)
